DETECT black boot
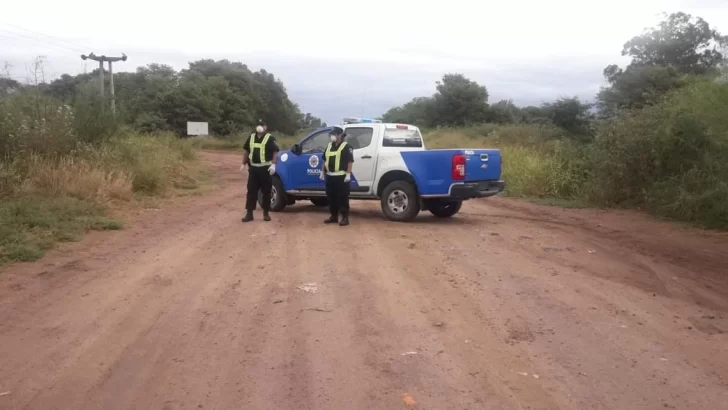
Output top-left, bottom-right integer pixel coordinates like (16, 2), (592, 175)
(263, 211), (271, 222)
(242, 212), (254, 223)
(324, 215), (338, 224)
(339, 215), (350, 226)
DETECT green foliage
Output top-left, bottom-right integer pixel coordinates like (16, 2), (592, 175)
(598, 65), (685, 115)
(41, 59), (315, 136)
(622, 12), (727, 75)
(588, 79), (728, 228)
(487, 100), (520, 124)
(541, 97), (593, 138)
(598, 12), (726, 117)
(382, 74), (489, 127)
(433, 74), (489, 126)
(0, 196), (120, 264)
(381, 96), (435, 126)
(424, 126), (588, 199)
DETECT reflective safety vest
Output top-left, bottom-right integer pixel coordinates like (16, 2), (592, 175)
(249, 133), (272, 166)
(325, 141), (349, 176)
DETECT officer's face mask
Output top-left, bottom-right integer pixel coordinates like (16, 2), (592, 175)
(255, 126), (264, 134)
(330, 135), (337, 142)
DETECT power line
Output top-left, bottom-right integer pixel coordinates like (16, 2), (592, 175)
(0, 21), (92, 52)
(0, 28), (86, 53)
(0, 30), (81, 54)
(0, 29), (77, 54)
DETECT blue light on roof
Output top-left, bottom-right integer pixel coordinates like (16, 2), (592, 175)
(342, 117), (382, 124)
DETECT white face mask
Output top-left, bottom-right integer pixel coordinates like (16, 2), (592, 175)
(330, 135), (337, 142)
(255, 126), (264, 133)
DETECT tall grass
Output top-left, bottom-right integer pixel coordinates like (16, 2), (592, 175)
(425, 126), (589, 199)
(424, 78), (728, 229)
(0, 91), (203, 264)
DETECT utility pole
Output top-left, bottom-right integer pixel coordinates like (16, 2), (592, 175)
(81, 53), (127, 114)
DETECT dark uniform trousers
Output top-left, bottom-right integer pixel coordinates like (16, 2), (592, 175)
(246, 165), (272, 212)
(326, 175), (350, 218)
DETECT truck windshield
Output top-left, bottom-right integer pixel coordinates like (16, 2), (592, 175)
(382, 129), (423, 148)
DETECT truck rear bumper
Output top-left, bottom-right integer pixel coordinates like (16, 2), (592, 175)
(450, 180), (505, 199)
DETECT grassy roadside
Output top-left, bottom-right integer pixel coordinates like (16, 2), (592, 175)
(424, 125), (590, 204)
(0, 134), (208, 265)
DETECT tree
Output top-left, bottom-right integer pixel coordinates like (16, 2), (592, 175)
(0, 77), (20, 96)
(301, 113), (324, 129)
(598, 13), (726, 116)
(487, 99), (520, 124)
(622, 12), (727, 75)
(382, 74), (489, 127)
(39, 59), (313, 136)
(597, 65), (683, 115)
(541, 97), (593, 137)
(381, 97), (435, 126)
(433, 74), (489, 126)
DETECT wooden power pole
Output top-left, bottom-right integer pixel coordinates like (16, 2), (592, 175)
(81, 53), (127, 114)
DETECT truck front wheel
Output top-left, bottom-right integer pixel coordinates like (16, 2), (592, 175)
(426, 199), (463, 218)
(381, 181), (420, 222)
(258, 176), (287, 212)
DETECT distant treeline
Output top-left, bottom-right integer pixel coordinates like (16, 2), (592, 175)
(1, 59), (325, 136)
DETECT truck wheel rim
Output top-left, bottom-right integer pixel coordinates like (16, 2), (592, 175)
(270, 186), (277, 207)
(388, 190), (408, 214)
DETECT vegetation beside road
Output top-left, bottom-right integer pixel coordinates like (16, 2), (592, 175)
(1, 12), (726, 268)
(386, 13), (728, 229)
(0, 92), (205, 264)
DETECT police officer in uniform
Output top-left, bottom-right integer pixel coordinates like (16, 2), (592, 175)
(319, 126), (354, 226)
(240, 119), (279, 222)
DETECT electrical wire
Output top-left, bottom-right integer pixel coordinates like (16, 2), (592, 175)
(0, 31), (79, 54)
(0, 27), (87, 53)
(0, 21), (93, 52)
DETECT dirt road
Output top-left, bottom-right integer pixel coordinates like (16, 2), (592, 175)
(2, 151), (727, 410)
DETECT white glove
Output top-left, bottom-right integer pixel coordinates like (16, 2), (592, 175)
(239, 163), (245, 172)
(319, 170), (325, 180)
(344, 173), (351, 183)
(268, 164), (276, 175)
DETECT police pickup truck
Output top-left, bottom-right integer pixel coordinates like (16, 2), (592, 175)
(260, 118), (505, 222)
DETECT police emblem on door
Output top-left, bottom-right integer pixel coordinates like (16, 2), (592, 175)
(309, 155), (319, 168)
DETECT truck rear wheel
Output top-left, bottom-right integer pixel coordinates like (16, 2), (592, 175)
(258, 176), (287, 212)
(381, 181), (420, 222)
(426, 200), (462, 218)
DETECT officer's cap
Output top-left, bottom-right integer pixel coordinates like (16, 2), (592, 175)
(329, 126), (346, 137)
(256, 119), (267, 126)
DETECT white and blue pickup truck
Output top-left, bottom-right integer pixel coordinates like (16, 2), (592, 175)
(259, 118), (505, 222)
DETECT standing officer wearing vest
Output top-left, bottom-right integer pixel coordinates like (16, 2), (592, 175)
(319, 126), (354, 226)
(240, 119), (279, 223)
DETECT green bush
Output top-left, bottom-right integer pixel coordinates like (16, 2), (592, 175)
(588, 78), (728, 227)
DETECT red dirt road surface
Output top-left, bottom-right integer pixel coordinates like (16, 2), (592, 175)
(1, 151), (728, 410)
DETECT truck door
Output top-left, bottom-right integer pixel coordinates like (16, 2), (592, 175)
(286, 129), (330, 191)
(345, 126), (377, 192)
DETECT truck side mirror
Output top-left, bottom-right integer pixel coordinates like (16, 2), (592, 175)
(291, 144), (302, 155)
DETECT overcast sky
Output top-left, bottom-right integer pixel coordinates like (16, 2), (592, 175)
(2, 0), (727, 124)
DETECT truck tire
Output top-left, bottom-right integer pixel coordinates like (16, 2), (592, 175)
(310, 197), (328, 207)
(381, 180), (420, 222)
(427, 200), (462, 218)
(258, 176), (287, 212)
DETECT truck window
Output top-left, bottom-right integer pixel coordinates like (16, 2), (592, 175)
(382, 129), (423, 148)
(345, 127), (374, 150)
(301, 130), (330, 153)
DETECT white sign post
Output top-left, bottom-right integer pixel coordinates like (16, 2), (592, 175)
(186, 122), (209, 137)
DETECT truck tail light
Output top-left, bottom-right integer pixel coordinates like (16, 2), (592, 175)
(452, 154), (465, 180)
(396, 124), (408, 129)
